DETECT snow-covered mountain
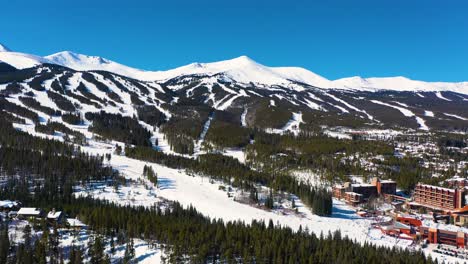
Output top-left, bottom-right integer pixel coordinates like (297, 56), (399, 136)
(0, 43), (11, 52)
(0, 43), (53, 69)
(0, 43), (467, 95)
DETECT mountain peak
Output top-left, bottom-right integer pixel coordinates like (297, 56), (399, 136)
(0, 43), (12, 52)
(46, 51), (110, 65)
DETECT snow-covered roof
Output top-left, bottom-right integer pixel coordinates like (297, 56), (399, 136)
(47, 211), (63, 220)
(345, 191), (363, 196)
(351, 183), (374, 188)
(381, 180), (396, 184)
(67, 218), (87, 227)
(417, 183), (455, 193)
(446, 177), (467, 183)
(0, 200), (19, 208)
(17, 207), (42, 216)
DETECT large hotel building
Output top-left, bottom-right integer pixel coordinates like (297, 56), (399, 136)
(413, 183), (465, 211)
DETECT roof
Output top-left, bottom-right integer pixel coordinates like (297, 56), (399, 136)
(333, 185), (346, 189)
(381, 180), (396, 184)
(0, 200), (19, 208)
(417, 183), (455, 193)
(345, 191), (363, 196)
(351, 183), (374, 188)
(17, 207), (42, 216)
(47, 211), (63, 220)
(66, 218), (87, 227)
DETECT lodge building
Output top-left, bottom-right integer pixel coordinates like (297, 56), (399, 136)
(333, 178), (397, 206)
(413, 183), (465, 211)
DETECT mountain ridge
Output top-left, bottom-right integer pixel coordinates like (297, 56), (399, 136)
(0, 43), (467, 94)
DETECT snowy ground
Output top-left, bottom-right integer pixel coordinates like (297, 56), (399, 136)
(7, 219), (163, 264)
(79, 140), (412, 250)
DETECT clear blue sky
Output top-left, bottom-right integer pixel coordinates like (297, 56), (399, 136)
(2, 0), (467, 82)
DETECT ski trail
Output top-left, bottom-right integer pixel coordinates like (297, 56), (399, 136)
(241, 108), (248, 127)
(324, 92), (374, 120)
(371, 100), (429, 130)
(435, 92), (452, 101)
(194, 113), (214, 154)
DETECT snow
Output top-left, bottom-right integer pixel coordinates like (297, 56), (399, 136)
(193, 115), (213, 154)
(303, 98), (326, 111)
(333, 76), (468, 95)
(46, 51), (151, 80)
(444, 113), (467, 121)
(1, 42), (468, 95)
(324, 130), (352, 140)
(1, 45), (466, 94)
(370, 100), (414, 117)
(67, 218), (87, 227)
(424, 110), (434, 117)
(371, 101), (430, 130)
(0, 200), (19, 208)
(17, 207), (42, 216)
(435, 91), (452, 101)
(415, 116), (429, 131)
(216, 91), (247, 111)
(0, 43), (12, 52)
(75, 181), (161, 208)
(0, 51), (53, 69)
(328, 102), (349, 113)
(324, 92), (373, 120)
(267, 112), (304, 135)
(269, 99), (276, 107)
(223, 148), (246, 164)
(308, 92), (325, 102)
(241, 108), (248, 127)
(47, 211), (63, 219)
(79, 141), (407, 250)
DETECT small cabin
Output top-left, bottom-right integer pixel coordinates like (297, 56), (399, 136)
(17, 207), (44, 219)
(47, 210), (65, 224)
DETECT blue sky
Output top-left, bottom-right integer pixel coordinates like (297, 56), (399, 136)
(1, 0), (467, 81)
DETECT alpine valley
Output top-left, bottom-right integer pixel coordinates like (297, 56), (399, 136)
(0, 43), (467, 263)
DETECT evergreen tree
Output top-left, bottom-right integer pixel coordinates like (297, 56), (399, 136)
(123, 238), (135, 264)
(0, 223), (10, 264)
(90, 235), (105, 264)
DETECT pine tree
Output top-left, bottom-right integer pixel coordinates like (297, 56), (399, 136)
(123, 238), (135, 264)
(34, 239), (47, 264)
(49, 224), (60, 264)
(90, 235), (105, 264)
(21, 224), (33, 264)
(0, 223), (10, 264)
(110, 236), (115, 255)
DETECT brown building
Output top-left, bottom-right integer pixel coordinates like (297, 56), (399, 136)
(333, 185), (347, 200)
(372, 178), (397, 195)
(345, 192), (363, 206)
(351, 184), (378, 199)
(413, 183), (465, 211)
(333, 178), (398, 206)
(446, 177), (468, 189)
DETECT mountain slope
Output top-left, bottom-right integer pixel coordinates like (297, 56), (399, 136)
(0, 51), (53, 69)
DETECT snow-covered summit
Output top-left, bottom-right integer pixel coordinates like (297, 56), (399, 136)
(332, 76), (468, 95)
(0, 41), (467, 94)
(45, 51), (148, 78)
(0, 43), (12, 52)
(151, 55), (303, 85)
(0, 51), (52, 69)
